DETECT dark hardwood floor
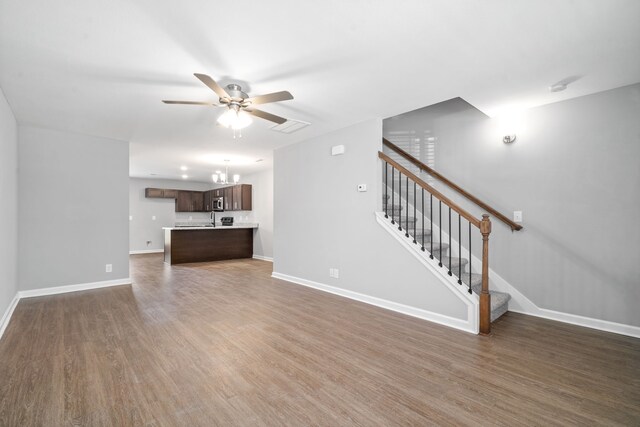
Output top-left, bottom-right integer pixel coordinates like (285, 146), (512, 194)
(1, 254), (639, 426)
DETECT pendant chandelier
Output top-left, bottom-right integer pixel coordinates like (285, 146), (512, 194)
(212, 160), (239, 185)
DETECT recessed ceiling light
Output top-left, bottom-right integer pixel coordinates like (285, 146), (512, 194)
(256, 159), (263, 162)
(215, 170), (222, 174)
(182, 174), (188, 179)
(180, 166), (188, 171)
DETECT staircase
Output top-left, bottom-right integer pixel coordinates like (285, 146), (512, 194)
(382, 194), (510, 323)
(378, 138), (523, 334)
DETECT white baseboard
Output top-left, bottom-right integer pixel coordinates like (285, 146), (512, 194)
(272, 272), (476, 334)
(380, 211), (640, 339)
(0, 278), (132, 342)
(375, 212), (478, 333)
(129, 249), (164, 255)
(19, 278), (131, 299)
(253, 254), (273, 262)
(0, 293), (20, 340)
(509, 307), (640, 338)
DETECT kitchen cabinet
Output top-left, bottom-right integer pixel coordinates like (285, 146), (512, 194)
(145, 188), (178, 199)
(223, 187), (233, 211)
(176, 191), (204, 212)
(163, 189), (178, 199)
(203, 191), (212, 212)
(145, 186), (251, 212)
(231, 184), (252, 211)
(145, 188), (164, 198)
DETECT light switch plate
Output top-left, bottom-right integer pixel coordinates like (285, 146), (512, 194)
(514, 211), (523, 223)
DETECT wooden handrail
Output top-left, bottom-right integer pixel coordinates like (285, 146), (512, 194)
(379, 151), (481, 229)
(383, 138), (523, 231)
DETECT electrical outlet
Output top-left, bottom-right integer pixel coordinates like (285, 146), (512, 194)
(334, 268), (339, 278)
(514, 211), (523, 223)
(105, 264), (112, 273)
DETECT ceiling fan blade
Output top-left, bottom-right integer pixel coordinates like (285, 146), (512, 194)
(245, 108), (287, 125)
(194, 73), (230, 99)
(162, 100), (218, 106)
(245, 91), (293, 106)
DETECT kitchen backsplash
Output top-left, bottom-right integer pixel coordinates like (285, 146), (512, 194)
(174, 211), (256, 224)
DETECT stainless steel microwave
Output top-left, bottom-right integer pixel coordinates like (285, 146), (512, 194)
(213, 196), (224, 212)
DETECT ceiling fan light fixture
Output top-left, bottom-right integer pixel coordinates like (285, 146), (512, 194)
(217, 107), (252, 130)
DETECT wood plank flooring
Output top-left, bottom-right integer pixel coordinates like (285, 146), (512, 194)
(1, 254), (639, 426)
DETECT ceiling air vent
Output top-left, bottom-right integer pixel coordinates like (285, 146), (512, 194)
(270, 119), (310, 134)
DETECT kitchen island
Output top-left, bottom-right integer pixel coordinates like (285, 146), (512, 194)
(163, 224), (258, 265)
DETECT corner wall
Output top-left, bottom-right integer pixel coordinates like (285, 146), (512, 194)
(273, 119), (468, 327)
(0, 88), (18, 331)
(18, 126), (130, 291)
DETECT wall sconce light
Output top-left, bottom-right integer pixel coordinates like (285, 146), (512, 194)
(496, 110), (522, 145)
(503, 134), (517, 144)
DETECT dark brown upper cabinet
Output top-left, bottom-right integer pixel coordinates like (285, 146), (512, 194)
(145, 188), (180, 199)
(203, 190), (212, 212)
(146, 186), (251, 212)
(176, 191), (204, 212)
(223, 187), (233, 211)
(163, 189), (178, 199)
(232, 184), (252, 211)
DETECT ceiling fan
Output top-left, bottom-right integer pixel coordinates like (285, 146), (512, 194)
(162, 73), (293, 131)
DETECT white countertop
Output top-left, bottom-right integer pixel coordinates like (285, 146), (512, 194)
(163, 223), (258, 230)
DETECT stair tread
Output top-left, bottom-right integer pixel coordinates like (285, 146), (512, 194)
(456, 273), (510, 311)
(438, 256), (468, 268)
(382, 211), (511, 322)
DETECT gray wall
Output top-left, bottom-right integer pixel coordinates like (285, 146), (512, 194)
(242, 168), (273, 259)
(0, 88), (18, 318)
(18, 126), (129, 290)
(384, 83), (640, 327)
(129, 178), (213, 252)
(274, 119), (467, 320)
(130, 169), (273, 258)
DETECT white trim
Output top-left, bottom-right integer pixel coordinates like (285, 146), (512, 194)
(375, 212), (479, 333)
(129, 249), (164, 255)
(387, 212), (640, 339)
(252, 254), (273, 262)
(509, 307), (640, 338)
(0, 293), (20, 340)
(272, 272), (476, 334)
(19, 278), (131, 299)
(440, 225), (640, 338)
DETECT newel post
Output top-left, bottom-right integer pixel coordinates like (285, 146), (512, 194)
(479, 214), (492, 335)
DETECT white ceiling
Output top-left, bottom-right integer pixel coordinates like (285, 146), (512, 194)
(1, 0), (639, 182)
